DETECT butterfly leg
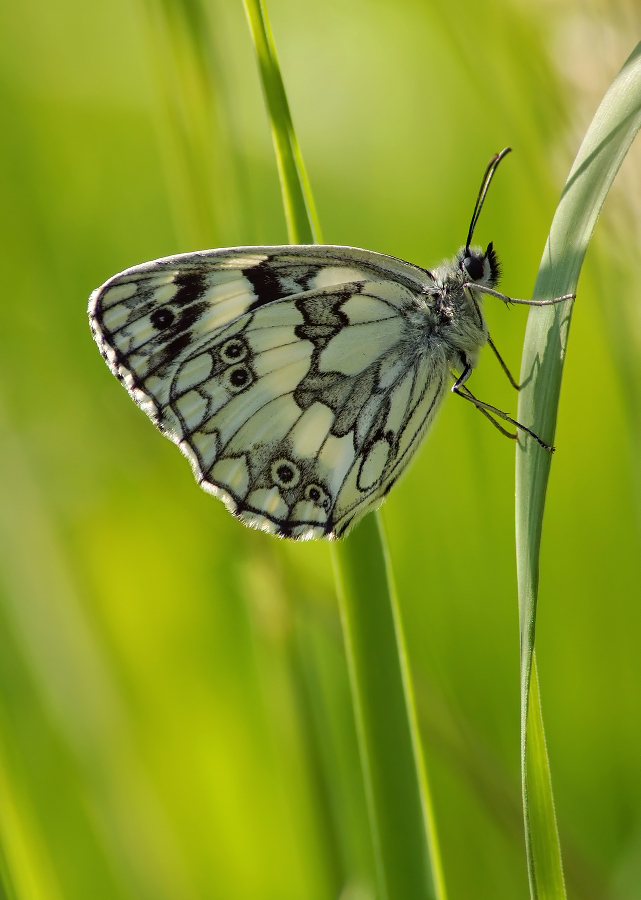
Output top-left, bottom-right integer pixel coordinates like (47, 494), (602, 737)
(451, 366), (554, 451)
(461, 393), (519, 440)
(464, 283), (576, 307)
(487, 334), (520, 390)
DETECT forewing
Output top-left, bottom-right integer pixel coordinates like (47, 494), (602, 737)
(88, 245), (442, 539)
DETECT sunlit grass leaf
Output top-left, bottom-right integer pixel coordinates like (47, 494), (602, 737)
(516, 40), (641, 900)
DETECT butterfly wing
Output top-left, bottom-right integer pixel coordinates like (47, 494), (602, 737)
(89, 245), (448, 539)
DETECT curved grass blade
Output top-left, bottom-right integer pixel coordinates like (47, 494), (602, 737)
(243, 3), (444, 897)
(516, 41), (641, 900)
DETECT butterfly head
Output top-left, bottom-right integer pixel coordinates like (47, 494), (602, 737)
(459, 241), (501, 288)
(458, 146), (510, 290)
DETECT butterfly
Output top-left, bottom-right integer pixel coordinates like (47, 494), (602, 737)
(88, 148), (572, 540)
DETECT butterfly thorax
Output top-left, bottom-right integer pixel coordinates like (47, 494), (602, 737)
(420, 243), (499, 372)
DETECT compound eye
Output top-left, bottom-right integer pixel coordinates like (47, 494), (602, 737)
(463, 255), (484, 281)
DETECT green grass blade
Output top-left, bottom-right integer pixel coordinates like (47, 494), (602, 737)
(242, 0), (321, 244)
(333, 516), (444, 900)
(524, 655), (565, 900)
(243, 5), (444, 896)
(515, 41), (641, 900)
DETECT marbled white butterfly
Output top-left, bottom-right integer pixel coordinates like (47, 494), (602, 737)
(88, 149), (572, 539)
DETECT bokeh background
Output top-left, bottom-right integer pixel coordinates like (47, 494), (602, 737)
(1, 1), (640, 898)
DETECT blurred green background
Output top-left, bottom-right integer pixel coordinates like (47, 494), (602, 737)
(0, 1), (640, 898)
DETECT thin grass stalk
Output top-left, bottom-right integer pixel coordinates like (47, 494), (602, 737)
(333, 515), (444, 900)
(515, 41), (641, 900)
(242, 0), (321, 244)
(243, 2), (444, 897)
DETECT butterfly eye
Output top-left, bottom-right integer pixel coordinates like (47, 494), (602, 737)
(271, 459), (301, 488)
(150, 307), (175, 330)
(226, 365), (252, 392)
(220, 338), (248, 364)
(463, 255), (484, 281)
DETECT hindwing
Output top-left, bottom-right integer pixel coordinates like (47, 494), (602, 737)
(89, 245), (447, 538)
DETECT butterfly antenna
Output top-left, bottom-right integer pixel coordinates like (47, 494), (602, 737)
(465, 147), (512, 253)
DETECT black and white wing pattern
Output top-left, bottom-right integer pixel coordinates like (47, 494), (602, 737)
(89, 245), (448, 539)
